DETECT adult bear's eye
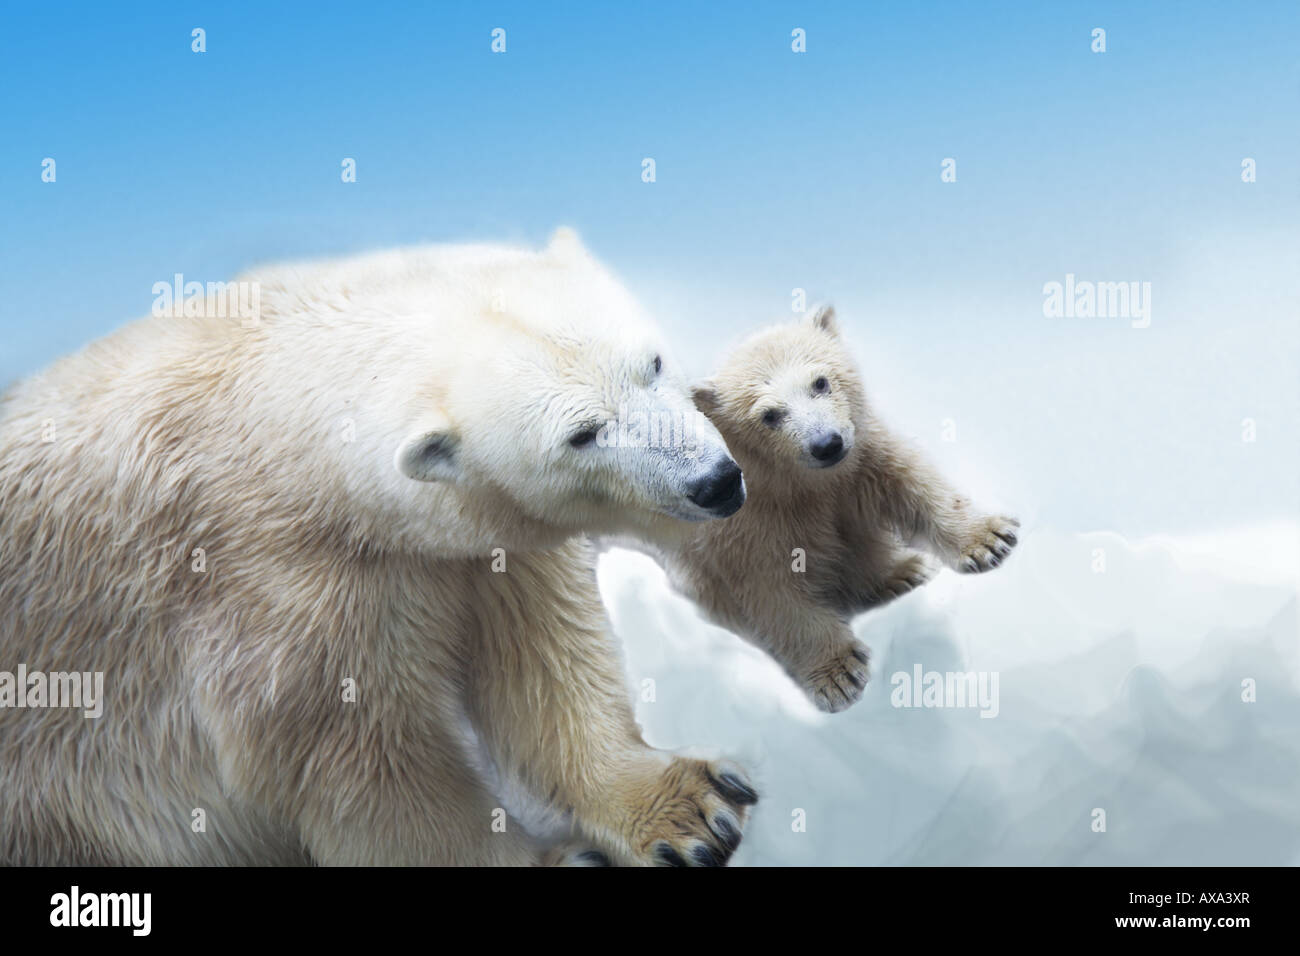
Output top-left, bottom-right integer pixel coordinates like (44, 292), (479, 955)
(569, 427), (600, 448)
(761, 409), (782, 428)
(812, 376), (829, 393)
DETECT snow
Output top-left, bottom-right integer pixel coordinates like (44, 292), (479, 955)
(597, 521), (1300, 865)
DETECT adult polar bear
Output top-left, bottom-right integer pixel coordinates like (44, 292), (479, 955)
(0, 230), (756, 866)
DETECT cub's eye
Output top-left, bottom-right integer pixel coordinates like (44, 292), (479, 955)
(568, 427), (600, 448)
(653, 355), (662, 375)
(761, 409), (782, 428)
(812, 376), (829, 393)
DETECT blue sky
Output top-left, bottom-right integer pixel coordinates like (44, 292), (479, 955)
(2, 1), (1297, 533)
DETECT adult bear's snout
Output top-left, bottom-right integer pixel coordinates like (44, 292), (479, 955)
(687, 459), (745, 517)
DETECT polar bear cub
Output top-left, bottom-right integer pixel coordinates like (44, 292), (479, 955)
(644, 306), (1019, 713)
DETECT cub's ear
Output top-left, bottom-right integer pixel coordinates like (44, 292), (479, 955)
(691, 381), (720, 414)
(395, 419), (461, 482)
(547, 226), (590, 262)
(805, 303), (838, 336)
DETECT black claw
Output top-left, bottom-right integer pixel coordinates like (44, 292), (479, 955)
(575, 849), (611, 866)
(710, 816), (742, 852)
(1002, 532), (1017, 545)
(692, 843), (727, 867)
(655, 843), (688, 867)
(850, 647), (869, 664)
(712, 771), (759, 807)
(845, 670), (865, 689)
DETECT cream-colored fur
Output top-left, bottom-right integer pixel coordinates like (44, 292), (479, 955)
(627, 307), (1019, 713)
(0, 231), (756, 866)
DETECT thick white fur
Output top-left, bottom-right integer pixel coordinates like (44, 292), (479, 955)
(0, 231), (757, 865)
(628, 307), (1019, 713)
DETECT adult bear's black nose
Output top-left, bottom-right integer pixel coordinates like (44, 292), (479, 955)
(687, 460), (745, 516)
(810, 431), (844, 464)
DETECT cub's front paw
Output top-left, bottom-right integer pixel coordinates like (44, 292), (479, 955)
(879, 552), (935, 600)
(613, 757), (758, 867)
(954, 515), (1019, 573)
(800, 639), (871, 713)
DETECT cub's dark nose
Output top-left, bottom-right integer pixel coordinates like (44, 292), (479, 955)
(810, 431), (844, 465)
(687, 460), (745, 517)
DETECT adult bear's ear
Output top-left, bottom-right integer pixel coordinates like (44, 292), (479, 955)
(805, 303), (838, 336)
(395, 417), (461, 482)
(691, 381), (720, 414)
(547, 226), (590, 263)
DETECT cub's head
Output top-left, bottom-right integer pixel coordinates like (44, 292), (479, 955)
(389, 230), (743, 550)
(692, 306), (864, 477)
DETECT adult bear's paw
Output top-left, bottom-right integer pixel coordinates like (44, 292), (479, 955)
(541, 841), (613, 866)
(603, 756), (758, 866)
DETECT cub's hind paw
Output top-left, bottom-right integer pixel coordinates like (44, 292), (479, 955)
(801, 640), (871, 713)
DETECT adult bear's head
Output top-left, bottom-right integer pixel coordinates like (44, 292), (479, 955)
(384, 229), (744, 552)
